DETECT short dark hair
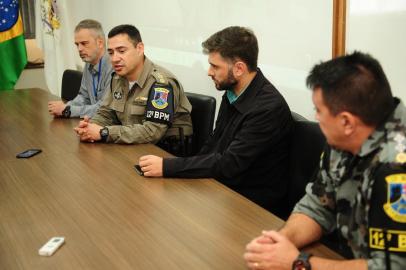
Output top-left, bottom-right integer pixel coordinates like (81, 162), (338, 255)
(202, 26), (258, 72)
(108, 24), (142, 46)
(306, 51), (393, 126)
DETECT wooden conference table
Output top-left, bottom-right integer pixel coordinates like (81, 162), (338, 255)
(0, 88), (341, 269)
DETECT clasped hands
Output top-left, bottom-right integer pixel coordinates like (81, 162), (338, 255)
(74, 116), (102, 142)
(72, 117), (165, 176)
(244, 230), (299, 270)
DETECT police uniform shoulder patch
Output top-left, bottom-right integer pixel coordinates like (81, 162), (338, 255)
(384, 174), (406, 223)
(369, 165), (406, 255)
(151, 87), (170, 109)
(144, 83), (174, 125)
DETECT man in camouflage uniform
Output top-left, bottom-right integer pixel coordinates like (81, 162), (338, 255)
(244, 52), (406, 270)
(74, 25), (192, 155)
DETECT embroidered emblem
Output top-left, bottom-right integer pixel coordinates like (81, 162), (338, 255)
(151, 88), (169, 109)
(369, 227), (406, 252)
(396, 152), (406, 164)
(113, 91), (122, 100)
(383, 174), (406, 223)
(39, 0), (61, 36)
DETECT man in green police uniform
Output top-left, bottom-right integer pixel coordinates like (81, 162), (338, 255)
(244, 52), (406, 270)
(74, 24), (192, 155)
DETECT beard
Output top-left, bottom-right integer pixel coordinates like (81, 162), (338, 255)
(213, 68), (237, 90)
(81, 47), (100, 65)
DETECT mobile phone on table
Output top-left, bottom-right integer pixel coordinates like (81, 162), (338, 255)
(134, 164), (144, 176)
(16, 149), (42, 158)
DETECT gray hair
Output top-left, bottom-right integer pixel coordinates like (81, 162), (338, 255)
(75, 19), (105, 40)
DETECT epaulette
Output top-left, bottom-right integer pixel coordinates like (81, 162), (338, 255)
(151, 69), (169, 85)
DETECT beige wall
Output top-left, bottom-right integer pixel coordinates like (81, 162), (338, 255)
(15, 39), (48, 91)
(15, 68), (49, 91)
(20, 1), (406, 118)
(347, 0), (406, 103)
(95, 0), (333, 120)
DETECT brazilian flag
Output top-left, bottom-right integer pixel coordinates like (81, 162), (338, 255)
(0, 0), (27, 90)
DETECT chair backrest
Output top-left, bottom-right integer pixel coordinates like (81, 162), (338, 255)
(185, 92), (216, 155)
(61, 69), (83, 101)
(283, 112), (326, 219)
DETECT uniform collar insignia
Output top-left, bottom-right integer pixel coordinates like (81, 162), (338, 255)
(113, 91), (123, 100)
(394, 133), (406, 155)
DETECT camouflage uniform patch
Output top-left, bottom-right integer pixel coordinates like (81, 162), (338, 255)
(384, 174), (406, 223)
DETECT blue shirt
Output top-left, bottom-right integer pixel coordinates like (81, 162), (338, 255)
(226, 85), (249, 104)
(67, 52), (113, 118)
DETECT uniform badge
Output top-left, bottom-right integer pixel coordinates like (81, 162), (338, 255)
(396, 152), (406, 164)
(134, 96), (148, 102)
(151, 88), (169, 109)
(383, 174), (406, 223)
(113, 91), (123, 100)
(394, 133), (406, 160)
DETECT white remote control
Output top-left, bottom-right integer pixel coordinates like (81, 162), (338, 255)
(38, 237), (65, 256)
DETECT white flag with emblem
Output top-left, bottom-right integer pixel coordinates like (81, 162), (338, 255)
(35, 0), (78, 96)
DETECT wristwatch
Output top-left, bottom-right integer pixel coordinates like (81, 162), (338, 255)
(62, 105), (71, 118)
(99, 127), (109, 142)
(292, 252), (312, 270)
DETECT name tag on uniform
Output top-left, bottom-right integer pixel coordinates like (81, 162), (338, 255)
(369, 227), (406, 252)
(135, 96), (148, 102)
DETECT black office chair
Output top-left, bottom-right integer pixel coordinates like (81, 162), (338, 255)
(61, 69), (83, 101)
(185, 92), (216, 155)
(281, 112), (326, 219)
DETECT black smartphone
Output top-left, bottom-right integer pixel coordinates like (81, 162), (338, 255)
(16, 149), (42, 158)
(134, 164), (144, 176)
